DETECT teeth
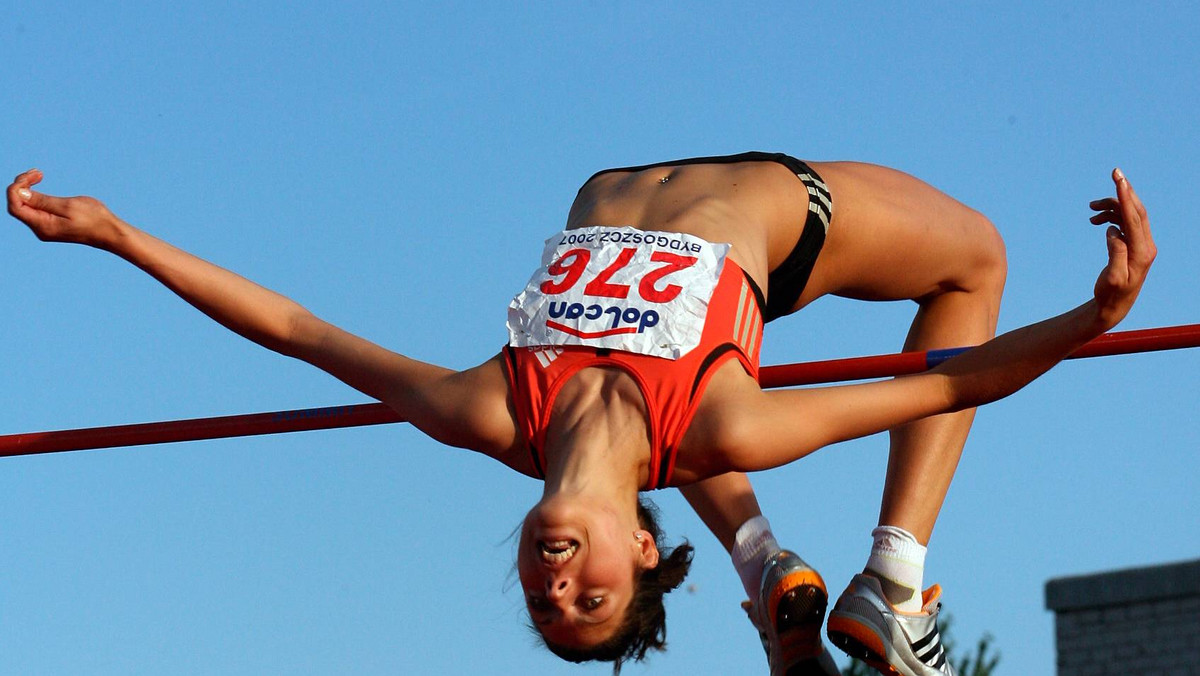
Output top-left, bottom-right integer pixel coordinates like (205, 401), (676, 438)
(539, 540), (578, 564)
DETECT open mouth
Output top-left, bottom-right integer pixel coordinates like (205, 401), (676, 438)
(539, 539), (579, 565)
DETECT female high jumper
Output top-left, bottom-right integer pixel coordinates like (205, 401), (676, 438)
(7, 155), (1152, 676)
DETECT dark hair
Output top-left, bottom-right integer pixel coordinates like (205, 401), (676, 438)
(537, 498), (694, 673)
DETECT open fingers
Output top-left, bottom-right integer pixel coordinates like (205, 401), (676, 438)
(1089, 199), (1121, 227)
(20, 188), (75, 218)
(8, 168), (41, 201)
(1088, 193), (1123, 227)
(8, 172), (77, 220)
(6, 169), (74, 238)
(1112, 169), (1155, 266)
(10, 168), (44, 194)
(1115, 170), (1151, 234)
(1113, 170), (1138, 232)
(8, 168), (46, 215)
(1089, 171), (1153, 241)
(7, 171), (36, 218)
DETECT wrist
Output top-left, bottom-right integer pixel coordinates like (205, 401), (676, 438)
(1079, 299), (1119, 336)
(91, 213), (132, 252)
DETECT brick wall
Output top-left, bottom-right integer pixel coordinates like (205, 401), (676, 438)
(1045, 559), (1200, 675)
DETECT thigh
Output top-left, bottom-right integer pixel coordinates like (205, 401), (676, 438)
(794, 161), (1005, 308)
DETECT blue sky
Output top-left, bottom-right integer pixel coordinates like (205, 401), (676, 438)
(2, 3), (1197, 674)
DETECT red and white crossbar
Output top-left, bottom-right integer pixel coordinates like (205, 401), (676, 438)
(4, 323), (1198, 459)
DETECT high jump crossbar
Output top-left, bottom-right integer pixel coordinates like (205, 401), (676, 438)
(4, 323), (1198, 459)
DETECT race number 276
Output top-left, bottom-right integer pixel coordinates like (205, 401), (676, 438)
(539, 248), (698, 303)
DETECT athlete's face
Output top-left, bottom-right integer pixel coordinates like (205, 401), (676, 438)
(517, 495), (659, 649)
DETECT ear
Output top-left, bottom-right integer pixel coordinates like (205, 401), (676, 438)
(633, 530), (660, 570)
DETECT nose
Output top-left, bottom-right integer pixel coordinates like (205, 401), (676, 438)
(545, 574), (570, 600)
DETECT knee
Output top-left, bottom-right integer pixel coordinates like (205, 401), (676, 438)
(959, 210), (1007, 298)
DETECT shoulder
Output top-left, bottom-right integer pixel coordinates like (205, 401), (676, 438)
(446, 355), (549, 480)
(675, 359), (767, 478)
(385, 353), (524, 462)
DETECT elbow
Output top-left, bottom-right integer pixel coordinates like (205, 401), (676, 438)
(940, 373), (979, 415)
(706, 404), (820, 474)
(697, 406), (761, 474)
(267, 308), (323, 359)
(942, 369), (1020, 414)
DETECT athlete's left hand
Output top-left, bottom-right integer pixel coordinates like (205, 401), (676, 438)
(1088, 168), (1155, 330)
(7, 169), (124, 250)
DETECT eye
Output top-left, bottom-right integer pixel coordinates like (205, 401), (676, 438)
(582, 596), (605, 611)
(527, 596), (549, 612)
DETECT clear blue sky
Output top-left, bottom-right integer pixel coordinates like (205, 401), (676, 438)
(3, 3), (1197, 674)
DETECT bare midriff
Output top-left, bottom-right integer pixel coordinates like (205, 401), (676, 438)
(564, 159), (812, 292)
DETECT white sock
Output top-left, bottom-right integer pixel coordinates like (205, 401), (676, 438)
(865, 525), (927, 612)
(732, 515), (782, 600)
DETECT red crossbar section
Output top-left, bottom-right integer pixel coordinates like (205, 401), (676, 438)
(758, 349), (931, 389)
(1, 404), (401, 458)
(4, 324), (1199, 459)
(758, 323), (1200, 388)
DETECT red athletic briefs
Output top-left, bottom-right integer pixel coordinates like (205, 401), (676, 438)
(502, 260), (765, 490)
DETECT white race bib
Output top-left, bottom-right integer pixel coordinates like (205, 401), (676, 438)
(507, 227), (729, 359)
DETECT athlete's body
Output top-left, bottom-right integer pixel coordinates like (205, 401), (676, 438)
(7, 157), (1153, 676)
(551, 153), (1008, 674)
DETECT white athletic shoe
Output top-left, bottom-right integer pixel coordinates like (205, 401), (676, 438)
(742, 550), (841, 676)
(826, 574), (956, 676)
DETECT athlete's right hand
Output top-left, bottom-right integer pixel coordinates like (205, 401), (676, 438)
(1087, 168), (1156, 331)
(7, 169), (123, 249)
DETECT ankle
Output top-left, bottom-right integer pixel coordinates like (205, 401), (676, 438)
(864, 525), (926, 612)
(732, 516), (781, 598)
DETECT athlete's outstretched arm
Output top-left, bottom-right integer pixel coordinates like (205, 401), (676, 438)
(723, 169), (1155, 473)
(6, 169), (517, 455)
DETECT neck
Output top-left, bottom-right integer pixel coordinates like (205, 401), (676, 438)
(541, 367), (651, 502)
